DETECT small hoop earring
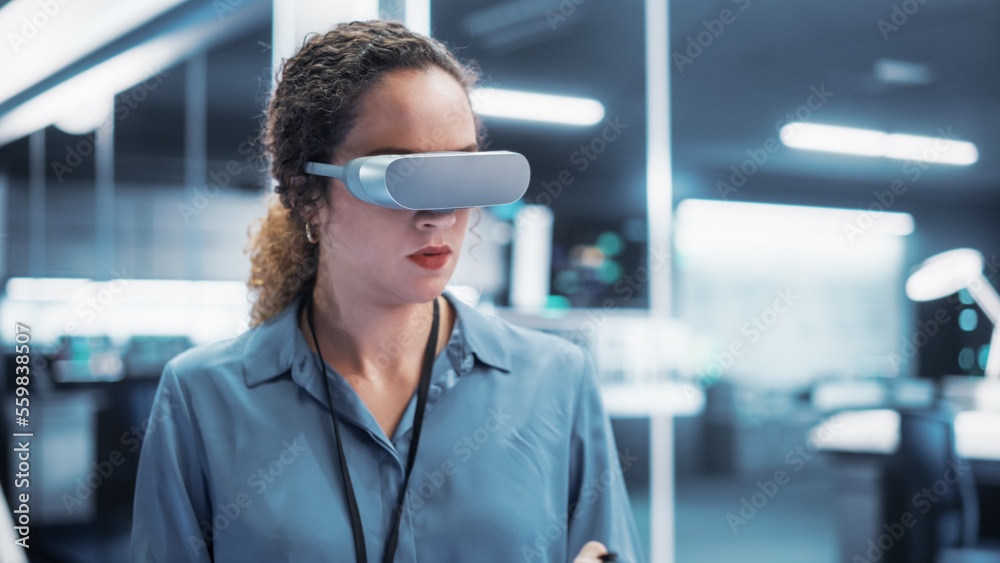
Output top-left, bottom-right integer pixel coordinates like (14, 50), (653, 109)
(305, 222), (319, 244)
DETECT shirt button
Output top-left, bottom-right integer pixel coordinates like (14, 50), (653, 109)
(461, 356), (473, 372)
(430, 385), (442, 398)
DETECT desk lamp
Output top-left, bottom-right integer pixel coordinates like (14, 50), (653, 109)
(905, 248), (1000, 379)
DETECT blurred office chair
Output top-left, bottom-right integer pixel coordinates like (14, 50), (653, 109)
(886, 407), (979, 563)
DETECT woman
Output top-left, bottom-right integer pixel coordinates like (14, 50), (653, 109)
(130, 20), (642, 563)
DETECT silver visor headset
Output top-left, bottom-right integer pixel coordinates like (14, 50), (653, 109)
(304, 150), (531, 212)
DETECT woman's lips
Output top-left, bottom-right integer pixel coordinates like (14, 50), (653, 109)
(407, 250), (451, 270)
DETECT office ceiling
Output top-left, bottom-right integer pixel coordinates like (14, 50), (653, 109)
(0, 0), (997, 211)
(667, 0), (1000, 206)
(431, 0), (1000, 211)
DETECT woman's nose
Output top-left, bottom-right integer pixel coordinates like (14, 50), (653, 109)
(415, 209), (457, 230)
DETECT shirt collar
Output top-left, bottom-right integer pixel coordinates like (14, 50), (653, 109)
(242, 288), (512, 389)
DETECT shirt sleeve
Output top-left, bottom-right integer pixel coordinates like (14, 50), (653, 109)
(566, 347), (645, 563)
(130, 362), (214, 563)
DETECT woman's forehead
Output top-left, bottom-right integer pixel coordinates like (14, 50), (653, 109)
(343, 67), (476, 155)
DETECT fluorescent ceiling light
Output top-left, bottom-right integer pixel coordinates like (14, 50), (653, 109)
(783, 123), (887, 157)
(874, 58), (933, 86)
(470, 87), (605, 126)
(0, 0), (187, 105)
(780, 123), (978, 165)
(0, 20), (218, 145)
(676, 199), (915, 237)
(54, 97), (114, 135)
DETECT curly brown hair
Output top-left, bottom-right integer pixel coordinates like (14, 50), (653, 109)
(245, 20), (487, 327)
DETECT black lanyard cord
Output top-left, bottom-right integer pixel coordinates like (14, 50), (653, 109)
(306, 292), (439, 563)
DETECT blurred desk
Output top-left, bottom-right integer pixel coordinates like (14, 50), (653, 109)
(811, 388), (1000, 562)
(602, 382), (704, 563)
(602, 383), (704, 418)
(811, 408), (1000, 463)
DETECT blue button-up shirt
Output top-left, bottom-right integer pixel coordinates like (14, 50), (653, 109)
(130, 289), (643, 562)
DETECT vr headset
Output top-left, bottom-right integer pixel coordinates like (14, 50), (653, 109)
(304, 150), (530, 212)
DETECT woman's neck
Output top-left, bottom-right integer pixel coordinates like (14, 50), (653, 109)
(299, 284), (453, 383)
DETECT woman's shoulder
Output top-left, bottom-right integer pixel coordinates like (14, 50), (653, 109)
(158, 331), (253, 391)
(162, 295), (302, 390)
(501, 316), (587, 363)
(456, 303), (602, 423)
(451, 295), (592, 384)
(166, 333), (248, 373)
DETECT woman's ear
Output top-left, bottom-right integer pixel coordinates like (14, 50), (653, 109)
(288, 173), (327, 226)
